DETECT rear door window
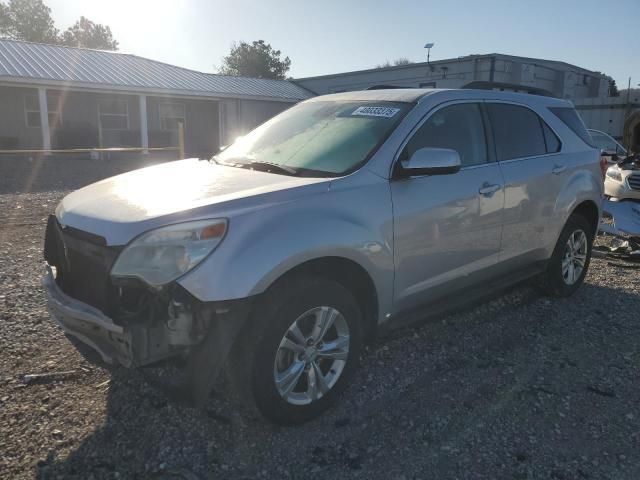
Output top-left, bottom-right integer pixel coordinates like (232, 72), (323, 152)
(403, 103), (487, 167)
(487, 103), (547, 161)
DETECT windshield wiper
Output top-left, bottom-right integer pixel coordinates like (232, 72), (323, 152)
(210, 156), (298, 176)
(241, 160), (298, 176)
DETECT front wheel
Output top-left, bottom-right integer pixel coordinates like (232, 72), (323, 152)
(539, 214), (594, 297)
(231, 277), (363, 425)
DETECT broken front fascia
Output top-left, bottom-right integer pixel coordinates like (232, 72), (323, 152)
(599, 199), (640, 239)
(43, 263), (251, 371)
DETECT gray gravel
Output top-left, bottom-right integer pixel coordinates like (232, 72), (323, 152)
(1, 164), (640, 479)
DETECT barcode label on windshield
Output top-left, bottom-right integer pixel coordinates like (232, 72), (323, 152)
(351, 106), (400, 118)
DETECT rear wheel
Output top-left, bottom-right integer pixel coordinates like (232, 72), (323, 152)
(230, 276), (363, 425)
(539, 214), (594, 297)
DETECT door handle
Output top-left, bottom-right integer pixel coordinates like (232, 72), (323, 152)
(478, 183), (501, 196)
(552, 164), (566, 175)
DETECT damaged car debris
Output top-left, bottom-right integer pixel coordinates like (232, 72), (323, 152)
(43, 89), (603, 424)
(43, 216), (222, 368)
(598, 202), (640, 261)
(598, 152), (640, 260)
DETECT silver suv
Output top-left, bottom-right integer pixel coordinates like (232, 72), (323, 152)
(43, 89), (602, 424)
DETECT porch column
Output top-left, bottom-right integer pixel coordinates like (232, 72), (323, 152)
(37, 87), (51, 154)
(139, 94), (149, 154)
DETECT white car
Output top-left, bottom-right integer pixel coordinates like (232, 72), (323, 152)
(588, 129), (627, 161)
(604, 158), (640, 201)
(588, 129), (640, 201)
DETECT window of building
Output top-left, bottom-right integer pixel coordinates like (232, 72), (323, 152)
(24, 93), (62, 128)
(159, 103), (186, 131)
(98, 99), (129, 130)
(487, 103), (547, 161)
(402, 103), (487, 167)
(419, 82), (436, 88)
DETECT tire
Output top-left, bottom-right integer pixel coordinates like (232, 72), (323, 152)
(229, 276), (363, 425)
(539, 214), (594, 297)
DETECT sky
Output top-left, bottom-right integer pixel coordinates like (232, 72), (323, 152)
(46, 0), (640, 86)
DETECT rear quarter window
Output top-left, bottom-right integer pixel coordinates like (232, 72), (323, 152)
(541, 121), (561, 153)
(549, 107), (595, 148)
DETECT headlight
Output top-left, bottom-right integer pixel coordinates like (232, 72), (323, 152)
(606, 167), (622, 182)
(111, 219), (227, 287)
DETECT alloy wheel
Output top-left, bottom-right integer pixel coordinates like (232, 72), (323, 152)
(562, 229), (588, 285)
(273, 306), (350, 405)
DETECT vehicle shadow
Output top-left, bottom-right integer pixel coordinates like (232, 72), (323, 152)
(39, 273), (640, 479)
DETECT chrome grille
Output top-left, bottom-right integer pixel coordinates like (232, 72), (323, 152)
(628, 174), (640, 191)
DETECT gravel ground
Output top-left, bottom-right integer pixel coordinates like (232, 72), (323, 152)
(1, 170), (640, 479)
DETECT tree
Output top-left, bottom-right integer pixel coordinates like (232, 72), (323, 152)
(219, 40), (291, 79)
(609, 79), (620, 97)
(0, 0), (58, 43)
(375, 60), (392, 69)
(61, 16), (118, 50)
(393, 57), (412, 66)
(376, 57), (414, 69)
(0, 1), (118, 50)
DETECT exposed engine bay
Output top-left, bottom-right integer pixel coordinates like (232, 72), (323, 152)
(43, 214), (218, 367)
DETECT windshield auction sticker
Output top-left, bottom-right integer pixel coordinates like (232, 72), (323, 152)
(351, 106), (400, 118)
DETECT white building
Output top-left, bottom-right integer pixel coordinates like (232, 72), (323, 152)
(574, 94), (640, 150)
(294, 53), (610, 100)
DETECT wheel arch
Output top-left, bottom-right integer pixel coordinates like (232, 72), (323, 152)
(570, 199), (600, 236)
(261, 256), (380, 341)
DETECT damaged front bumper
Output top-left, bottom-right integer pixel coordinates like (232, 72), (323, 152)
(43, 264), (254, 406)
(43, 266), (135, 366)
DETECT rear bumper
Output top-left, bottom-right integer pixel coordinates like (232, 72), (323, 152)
(42, 266), (134, 366)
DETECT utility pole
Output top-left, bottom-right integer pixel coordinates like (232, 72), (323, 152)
(625, 77), (632, 150)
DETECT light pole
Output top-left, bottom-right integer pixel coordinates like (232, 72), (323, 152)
(424, 42), (435, 66)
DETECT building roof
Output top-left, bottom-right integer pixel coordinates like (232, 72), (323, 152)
(0, 39), (312, 102)
(294, 53), (604, 82)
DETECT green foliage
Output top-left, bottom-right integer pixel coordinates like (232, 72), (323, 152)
(219, 40), (291, 80)
(61, 16), (118, 50)
(0, 0), (58, 43)
(609, 79), (620, 97)
(0, 0), (118, 50)
(393, 57), (412, 66)
(375, 58), (414, 69)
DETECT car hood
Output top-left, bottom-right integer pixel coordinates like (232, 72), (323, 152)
(56, 158), (330, 245)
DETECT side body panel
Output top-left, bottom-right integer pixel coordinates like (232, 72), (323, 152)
(390, 163), (504, 312)
(178, 170), (396, 323)
(498, 152), (568, 266)
(496, 103), (602, 270)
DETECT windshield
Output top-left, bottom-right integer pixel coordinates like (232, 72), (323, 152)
(215, 100), (411, 176)
(589, 130), (627, 155)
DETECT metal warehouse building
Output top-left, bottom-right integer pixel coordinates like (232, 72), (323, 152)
(0, 39), (312, 157)
(294, 53), (640, 147)
(294, 53), (610, 100)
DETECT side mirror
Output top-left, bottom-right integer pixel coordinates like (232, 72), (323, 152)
(400, 147), (461, 176)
